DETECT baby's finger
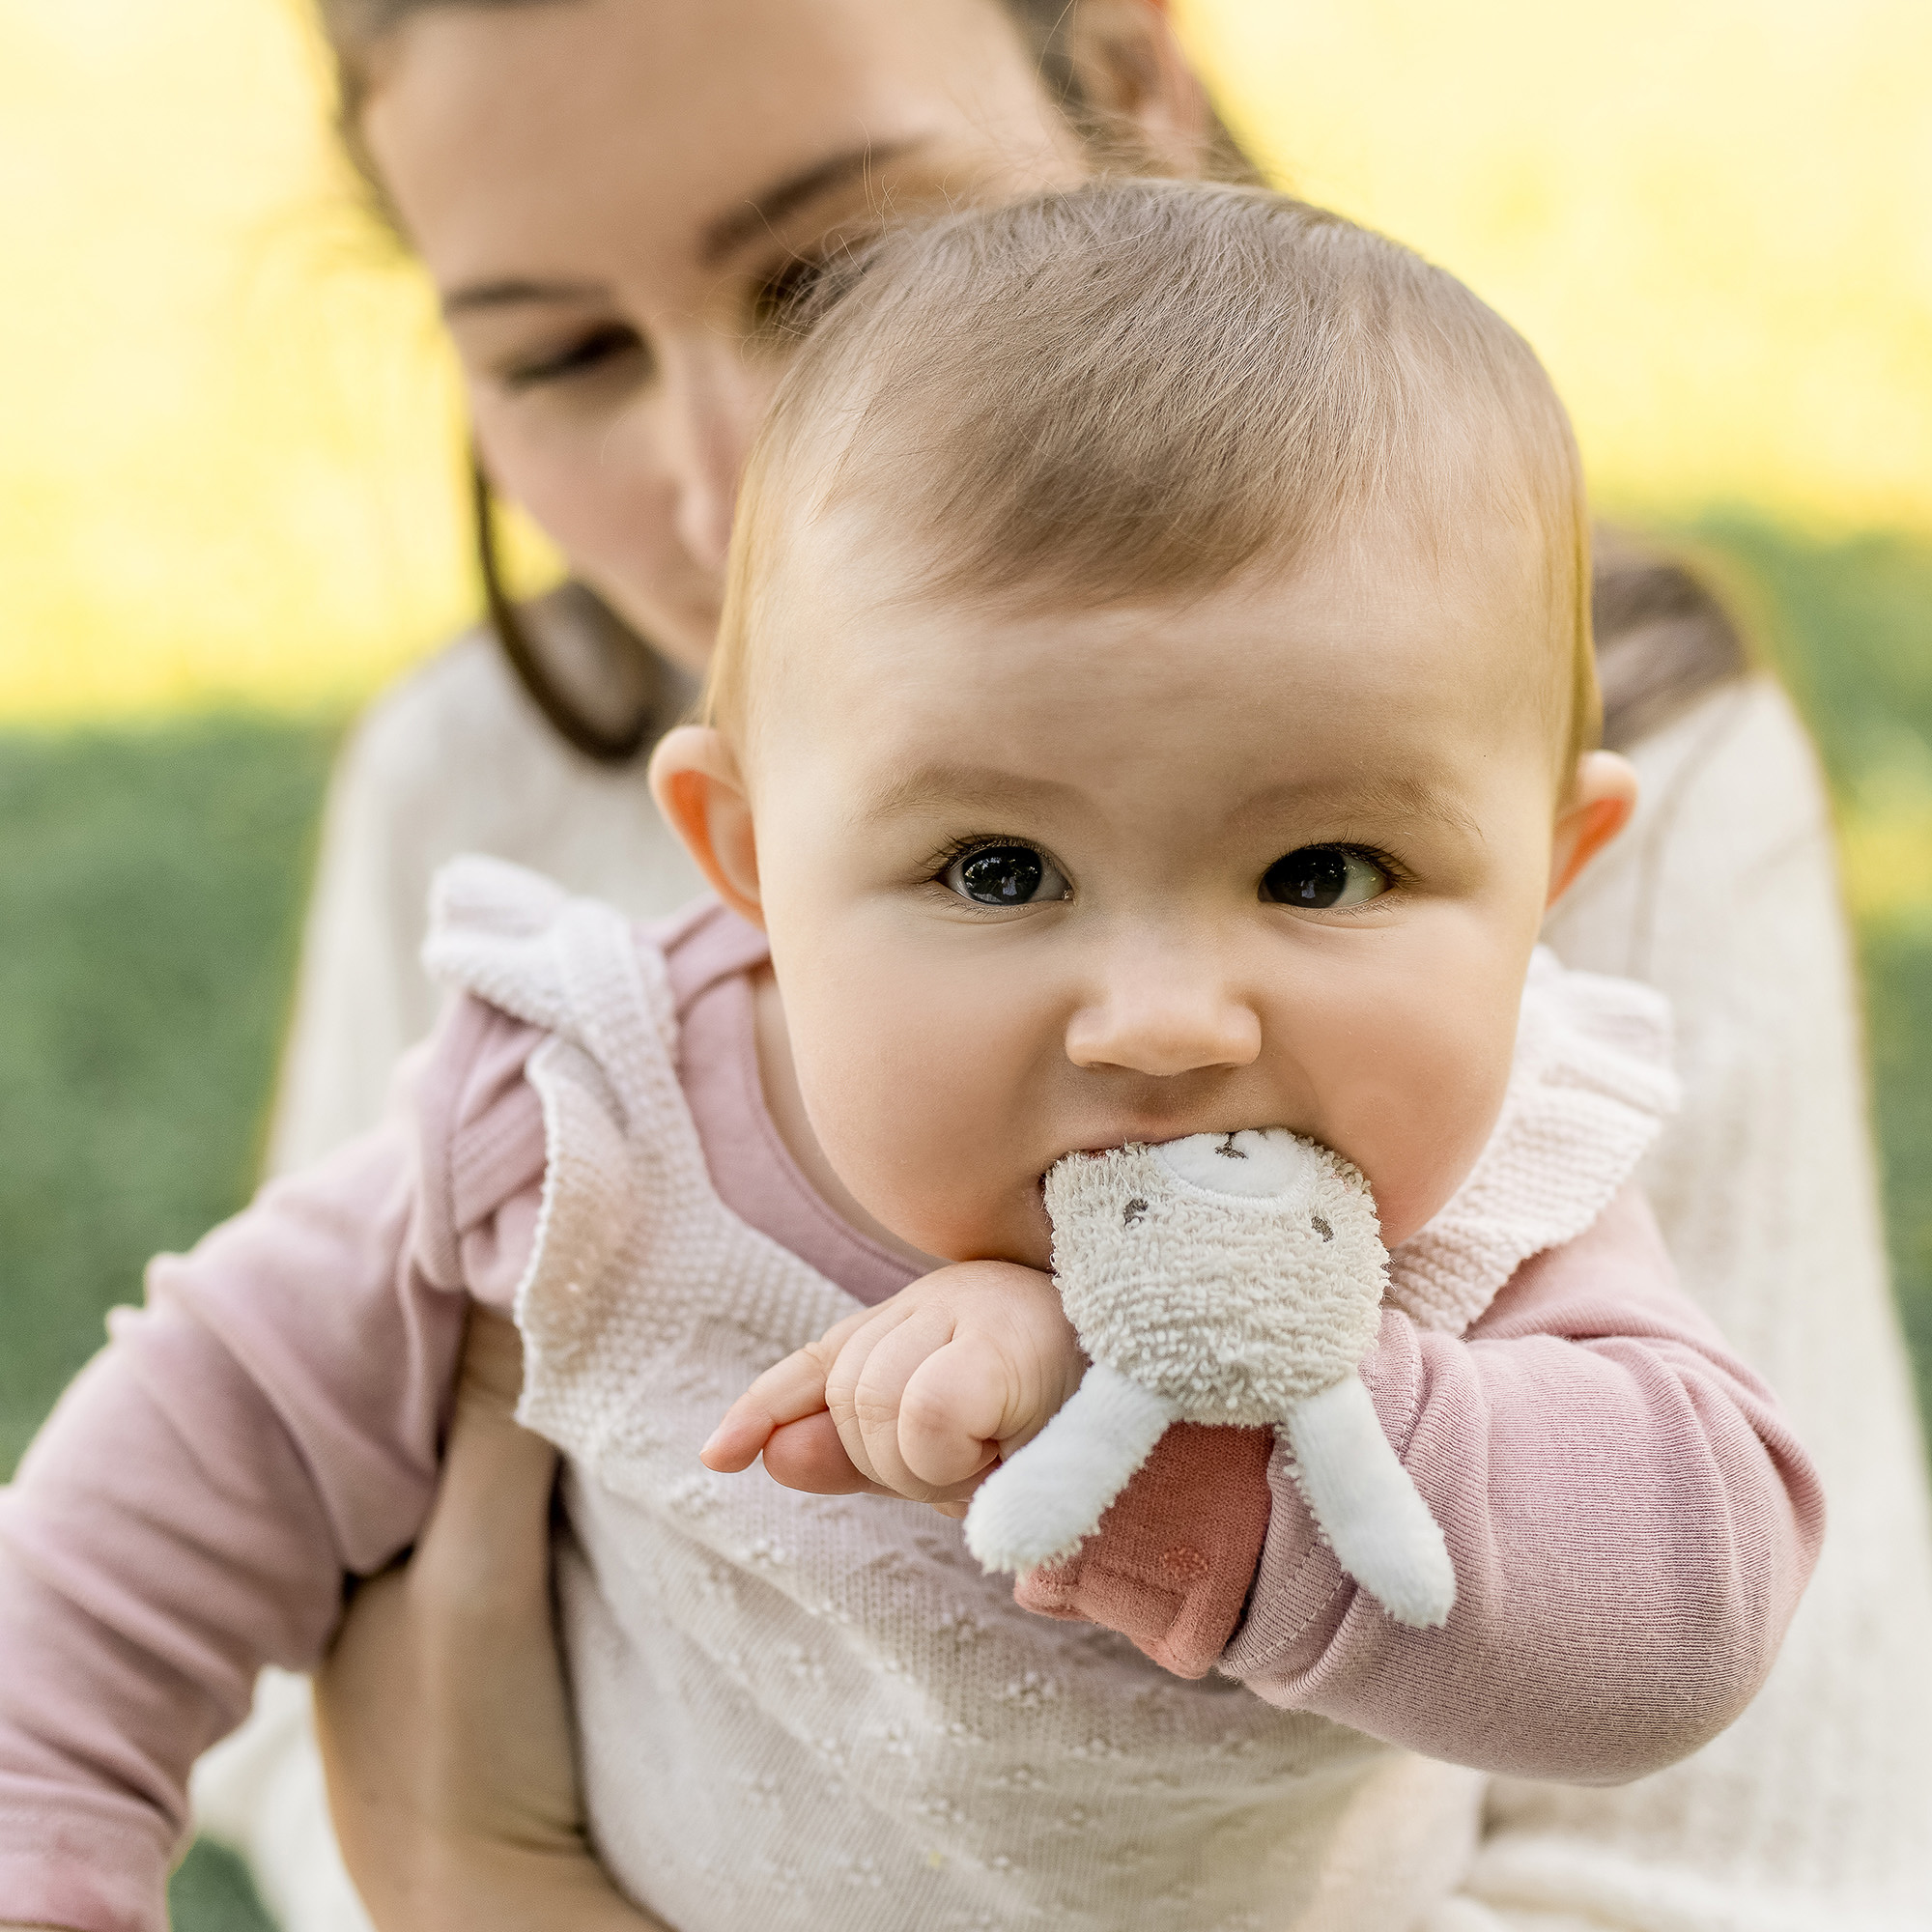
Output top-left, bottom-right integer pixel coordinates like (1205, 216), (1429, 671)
(760, 1410), (893, 1496)
(896, 1333), (1013, 1489)
(810, 1302), (919, 1488)
(839, 1306), (980, 1498)
(703, 1296), (899, 1472)
(700, 1345), (836, 1472)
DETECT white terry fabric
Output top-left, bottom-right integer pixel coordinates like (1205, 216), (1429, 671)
(422, 854), (1485, 1932)
(1281, 1374), (1455, 1632)
(1046, 1132), (1390, 1418)
(973, 1132), (1454, 1622)
(963, 1357), (1180, 1574)
(1387, 949), (1679, 1334)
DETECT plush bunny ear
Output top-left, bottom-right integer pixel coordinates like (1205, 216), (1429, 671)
(964, 1365), (1177, 1575)
(1283, 1373), (1455, 1629)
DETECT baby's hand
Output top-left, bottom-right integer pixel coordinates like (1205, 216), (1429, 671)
(700, 1262), (1085, 1517)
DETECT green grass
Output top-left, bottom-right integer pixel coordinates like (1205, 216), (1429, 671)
(0, 713), (339, 1477)
(0, 518), (1925, 1930)
(169, 1838), (277, 1931)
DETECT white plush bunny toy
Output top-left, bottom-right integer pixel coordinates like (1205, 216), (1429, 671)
(963, 1127), (1456, 1630)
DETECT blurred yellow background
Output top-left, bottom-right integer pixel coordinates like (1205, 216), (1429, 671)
(1, 0), (1927, 722)
(1186, 0), (1932, 536)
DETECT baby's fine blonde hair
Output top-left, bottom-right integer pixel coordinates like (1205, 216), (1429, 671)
(709, 180), (1598, 780)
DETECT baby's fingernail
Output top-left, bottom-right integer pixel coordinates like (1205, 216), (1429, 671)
(699, 1425), (724, 1460)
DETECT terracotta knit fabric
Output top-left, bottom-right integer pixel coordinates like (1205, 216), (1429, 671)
(1016, 1423), (1276, 1676)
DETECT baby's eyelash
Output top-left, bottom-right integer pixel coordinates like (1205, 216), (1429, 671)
(1338, 839), (1411, 886)
(917, 833), (1039, 881)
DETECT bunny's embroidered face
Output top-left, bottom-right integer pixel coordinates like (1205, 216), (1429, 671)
(1045, 1129), (1387, 1419)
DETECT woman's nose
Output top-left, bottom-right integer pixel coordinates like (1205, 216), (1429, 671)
(661, 340), (764, 575)
(1064, 964), (1264, 1078)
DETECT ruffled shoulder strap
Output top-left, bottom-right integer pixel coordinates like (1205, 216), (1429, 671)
(1385, 949), (1680, 1333)
(420, 853), (679, 1130)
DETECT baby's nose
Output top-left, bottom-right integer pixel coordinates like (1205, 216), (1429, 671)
(1064, 978), (1262, 1077)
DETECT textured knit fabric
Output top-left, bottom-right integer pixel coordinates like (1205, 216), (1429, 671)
(1389, 952), (1677, 1333)
(1506, 675), (1932, 1930)
(0, 867), (1823, 1932)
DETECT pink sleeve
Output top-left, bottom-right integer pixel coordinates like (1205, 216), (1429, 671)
(1019, 1186), (1825, 1786)
(1225, 1184), (1825, 1781)
(0, 996), (547, 1932)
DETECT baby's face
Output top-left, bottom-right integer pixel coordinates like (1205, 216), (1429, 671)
(741, 521), (1579, 1268)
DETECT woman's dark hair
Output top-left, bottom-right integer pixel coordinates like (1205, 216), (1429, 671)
(1590, 528), (1750, 752)
(321, 0), (1747, 761)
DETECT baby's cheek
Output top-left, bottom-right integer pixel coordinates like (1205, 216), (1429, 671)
(1323, 1003), (1518, 1248)
(819, 1075), (1049, 1265)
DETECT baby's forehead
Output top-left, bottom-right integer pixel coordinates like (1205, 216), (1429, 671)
(767, 506), (1563, 785)
(711, 185), (1592, 767)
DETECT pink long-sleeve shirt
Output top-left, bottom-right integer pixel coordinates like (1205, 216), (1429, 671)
(0, 903), (1824, 1932)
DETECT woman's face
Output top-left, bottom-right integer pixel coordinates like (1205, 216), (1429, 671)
(363, 0), (1201, 671)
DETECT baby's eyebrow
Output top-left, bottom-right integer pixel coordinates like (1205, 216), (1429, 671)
(1229, 774), (1485, 842)
(857, 763), (1082, 825)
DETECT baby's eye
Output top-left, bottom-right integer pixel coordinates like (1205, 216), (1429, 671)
(1260, 845), (1392, 910)
(942, 843), (1071, 908)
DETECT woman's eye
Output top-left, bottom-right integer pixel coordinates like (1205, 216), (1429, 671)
(1260, 844), (1392, 910)
(501, 324), (645, 392)
(752, 252), (831, 334)
(942, 844), (1070, 908)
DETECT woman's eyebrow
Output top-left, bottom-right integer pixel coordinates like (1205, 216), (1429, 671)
(696, 138), (926, 268)
(440, 141), (932, 314)
(440, 276), (612, 318)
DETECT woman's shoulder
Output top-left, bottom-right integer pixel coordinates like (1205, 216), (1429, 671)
(1616, 672), (1829, 848)
(321, 625), (701, 925)
(338, 626), (574, 801)
(1546, 672), (1840, 987)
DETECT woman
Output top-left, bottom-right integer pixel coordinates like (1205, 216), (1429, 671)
(199, 2), (1932, 1928)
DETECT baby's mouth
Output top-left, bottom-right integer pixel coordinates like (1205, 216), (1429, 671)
(1042, 1127), (1268, 1183)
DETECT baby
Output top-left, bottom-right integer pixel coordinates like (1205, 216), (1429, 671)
(0, 183), (1821, 1932)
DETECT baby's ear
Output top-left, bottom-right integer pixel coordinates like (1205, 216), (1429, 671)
(648, 725), (765, 927)
(1548, 750), (1639, 907)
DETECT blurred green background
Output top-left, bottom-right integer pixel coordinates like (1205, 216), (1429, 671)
(1, 0), (1927, 1923)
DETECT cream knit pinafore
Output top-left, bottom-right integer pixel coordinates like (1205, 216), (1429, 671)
(424, 857), (1487, 1932)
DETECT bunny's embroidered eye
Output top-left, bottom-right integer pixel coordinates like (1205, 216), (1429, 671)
(1261, 844), (1391, 911)
(941, 842), (1071, 908)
